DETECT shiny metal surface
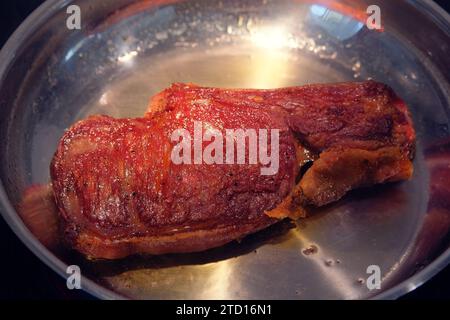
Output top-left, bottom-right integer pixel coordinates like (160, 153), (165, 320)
(0, 0), (449, 299)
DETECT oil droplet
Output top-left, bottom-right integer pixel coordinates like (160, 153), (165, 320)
(352, 60), (361, 72)
(155, 31), (168, 41)
(302, 244), (318, 256)
(324, 259), (334, 267)
(237, 16), (244, 27)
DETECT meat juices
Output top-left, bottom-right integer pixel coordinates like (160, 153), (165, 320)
(50, 81), (415, 259)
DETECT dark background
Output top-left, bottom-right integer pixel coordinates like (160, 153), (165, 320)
(0, 0), (449, 300)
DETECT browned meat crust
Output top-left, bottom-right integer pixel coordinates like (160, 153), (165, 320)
(50, 81), (415, 259)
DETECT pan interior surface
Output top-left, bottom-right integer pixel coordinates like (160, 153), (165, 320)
(0, 0), (449, 299)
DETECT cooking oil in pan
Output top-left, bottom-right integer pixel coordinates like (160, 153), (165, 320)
(79, 45), (345, 120)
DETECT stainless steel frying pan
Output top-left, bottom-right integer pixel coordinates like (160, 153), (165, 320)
(0, 0), (449, 299)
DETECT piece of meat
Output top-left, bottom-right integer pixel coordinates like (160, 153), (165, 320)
(50, 81), (415, 259)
